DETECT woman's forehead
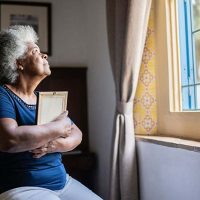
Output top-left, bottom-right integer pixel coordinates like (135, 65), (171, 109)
(27, 42), (40, 50)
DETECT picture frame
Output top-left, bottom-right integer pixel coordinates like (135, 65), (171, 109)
(0, 1), (52, 55)
(36, 91), (68, 125)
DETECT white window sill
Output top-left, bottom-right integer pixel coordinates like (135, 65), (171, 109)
(136, 135), (200, 152)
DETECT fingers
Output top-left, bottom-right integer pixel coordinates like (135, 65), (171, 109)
(62, 124), (72, 138)
(31, 147), (48, 154)
(64, 110), (69, 116)
(31, 141), (56, 158)
(60, 110), (68, 118)
(47, 141), (56, 152)
(60, 110), (69, 118)
(32, 152), (46, 158)
(66, 123), (72, 131)
(52, 110), (69, 122)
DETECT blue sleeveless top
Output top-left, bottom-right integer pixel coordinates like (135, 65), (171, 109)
(0, 85), (67, 194)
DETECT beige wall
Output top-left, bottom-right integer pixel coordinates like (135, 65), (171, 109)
(155, 0), (200, 140)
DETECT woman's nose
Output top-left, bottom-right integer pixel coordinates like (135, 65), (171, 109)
(42, 53), (48, 59)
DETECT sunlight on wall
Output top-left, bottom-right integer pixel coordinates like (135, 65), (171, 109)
(133, 5), (157, 135)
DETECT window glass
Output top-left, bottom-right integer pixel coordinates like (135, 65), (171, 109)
(182, 86), (195, 110)
(192, 0), (200, 31)
(193, 32), (200, 82)
(178, 0), (200, 110)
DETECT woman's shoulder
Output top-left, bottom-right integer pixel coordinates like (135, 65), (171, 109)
(0, 85), (15, 108)
(0, 85), (9, 94)
(0, 85), (15, 104)
(0, 85), (15, 99)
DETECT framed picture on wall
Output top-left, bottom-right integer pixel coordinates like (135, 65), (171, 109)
(0, 1), (52, 55)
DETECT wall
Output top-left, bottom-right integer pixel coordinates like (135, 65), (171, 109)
(84, 1), (115, 199)
(10, 0), (88, 65)
(137, 140), (200, 200)
(10, 0), (114, 199)
(49, 0), (87, 66)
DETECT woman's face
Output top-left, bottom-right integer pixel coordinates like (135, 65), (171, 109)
(20, 42), (51, 78)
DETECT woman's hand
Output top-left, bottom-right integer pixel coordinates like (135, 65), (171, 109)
(31, 113), (73, 158)
(31, 123), (82, 158)
(51, 111), (72, 138)
(30, 141), (56, 158)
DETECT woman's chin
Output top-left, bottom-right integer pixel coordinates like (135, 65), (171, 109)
(47, 70), (51, 76)
(44, 65), (51, 76)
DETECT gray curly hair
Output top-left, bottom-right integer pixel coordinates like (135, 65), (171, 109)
(0, 25), (38, 84)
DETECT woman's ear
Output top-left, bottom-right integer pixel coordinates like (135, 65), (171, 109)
(16, 59), (24, 71)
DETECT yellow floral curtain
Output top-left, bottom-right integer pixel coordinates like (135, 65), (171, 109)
(134, 4), (157, 135)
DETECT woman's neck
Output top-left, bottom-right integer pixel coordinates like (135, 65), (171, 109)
(6, 79), (40, 105)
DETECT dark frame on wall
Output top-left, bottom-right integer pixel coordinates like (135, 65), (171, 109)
(0, 1), (52, 55)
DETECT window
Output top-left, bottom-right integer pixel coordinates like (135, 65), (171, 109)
(178, 0), (200, 110)
(154, 0), (200, 139)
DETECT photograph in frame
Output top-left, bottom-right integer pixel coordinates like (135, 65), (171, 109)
(0, 2), (51, 55)
(36, 91), (68, 125)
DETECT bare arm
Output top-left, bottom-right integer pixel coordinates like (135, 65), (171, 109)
(31, 123), (82, 158)
(0, 112), (70, 153)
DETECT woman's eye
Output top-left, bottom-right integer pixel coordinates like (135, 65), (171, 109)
(33, 49), (39, 54)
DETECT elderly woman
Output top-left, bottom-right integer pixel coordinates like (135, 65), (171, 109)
(0, 26), (102, 200)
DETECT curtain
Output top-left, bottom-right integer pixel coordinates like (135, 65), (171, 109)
(106, 0), (152, 199)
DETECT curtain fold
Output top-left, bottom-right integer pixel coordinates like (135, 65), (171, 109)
(106, 0), (152, 199)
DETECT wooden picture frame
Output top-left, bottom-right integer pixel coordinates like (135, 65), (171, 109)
(0, 1), (52, 55)
(36, 91), (68, 125)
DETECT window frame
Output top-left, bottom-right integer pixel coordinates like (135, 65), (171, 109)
(168, 0), (200, 112)
(166, 0), (182, 112)
(154, 0), (200, 140)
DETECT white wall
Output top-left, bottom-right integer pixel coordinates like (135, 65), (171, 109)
(10, 0), (115, 199)
(137, 140), (200, 200)
(49, 0), (87, 66)
(83, 1), (115, 199)
(11, 0), (88, 66)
